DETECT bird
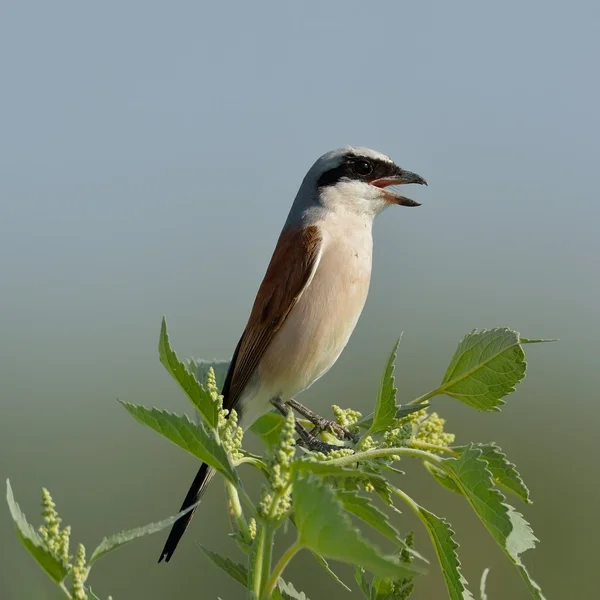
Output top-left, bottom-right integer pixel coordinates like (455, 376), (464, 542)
(159, 146), (427, 562)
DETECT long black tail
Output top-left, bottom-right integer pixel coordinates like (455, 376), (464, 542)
(158, 463), (216, 562)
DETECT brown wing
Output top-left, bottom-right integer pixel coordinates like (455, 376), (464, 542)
(221, 224), (322, 411)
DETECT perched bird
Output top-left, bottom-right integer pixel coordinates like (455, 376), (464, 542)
(159, 146), (427, 562)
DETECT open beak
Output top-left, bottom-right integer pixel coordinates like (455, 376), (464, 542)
(371, 169), (428, 206)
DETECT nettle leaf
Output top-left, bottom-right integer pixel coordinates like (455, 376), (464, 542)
(159, 318), (218, 428)
(436, 328), (533, 411)
(354, 567), (371, 597)
(479, 568), (490, 600)
(456, 444), (531, 504)
(309, 552), (351, 592)
(197, 544), (248, 587)
(336, 490), (416, 555)
(443, 445), (545, 599)
(371, 477), (394, 506)
(274, 579), (311, 600)
(120, 402), (239, 486)
(288, 514), (351, 592)
(365, 338), (401, 438)
(86, 587), (102, 600)
(293, 476), (424, 581)
(415, 506), (474, 600)
(423, 462), (462, 495)
(251, 412), (311, 450)
(371, 574), (394, 598)
(5, 480), (69, 584)
(89, 503), (197, 564)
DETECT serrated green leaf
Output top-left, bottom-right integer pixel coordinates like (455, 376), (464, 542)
(355, 567), (371, 598)
(414, 506), (474, 600)
(5, 480), (69, 584)
(197, 544), (248, 587)
(365, 338), (401, 438)
(251, 411), (286, 449)
(371, 575), (394, 599)
(274, 579), (310, 600)
(159, 318), (218, 428)
(293, 476), (424, 581)
(89, 502), (197, 564)
(86, 587), (101, 600)
(336, 490), (403, 547)
(443, 445), (545, 599)
(309, 551), (352, 591)
(423, 462), (462, 495)
(288, 514), (351, 592)
(251, 411), (311, 449)
(456, 444), (531, 504)
(479, 568), (490, 600)
(120, 402), (239, 485)
(379, 463), (405, 476)
(371, 477), (394, 506)
(436, 328), (531, 411)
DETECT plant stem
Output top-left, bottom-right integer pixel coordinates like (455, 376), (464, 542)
(59, 582), (72, 599)
(390, 485), (423, 516)
(234, 455), (268, 472)
(408, 388), (442, 405)
(325, 446), (445, 468)
(226, 481), (251, 548)
(249, 522), (275, 598)
(259, 524), (274, 595)
(260, 539), (303, 600)
(409, 440), (459, 456)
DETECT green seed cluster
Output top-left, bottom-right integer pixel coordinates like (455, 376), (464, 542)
(71, 544), (90, 600)
(205, 368), (245, 461)
(363, 481), (375, 493)
(259, 411), (296, 520)
(39, 488), (70, 568)
(383, 421), (413, 448)
(395, 531), (416, 599)
(36, 488), (113, 600)
(220, 407), (244, 461)
(248, 517), (257, 541)
(331, 404), (362, 431)
(410, 409), (455, 451)
(308, 447), (356, 462)
(205, 366), (219, 398)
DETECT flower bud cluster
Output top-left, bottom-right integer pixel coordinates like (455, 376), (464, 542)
(259, 411), (296, 520)
(205, 368), (244, 461)
(331, 404), (362, 431)
(39, 488), (70, 568)
(71, 544), (90, 600)
(410, 409), (455, 450)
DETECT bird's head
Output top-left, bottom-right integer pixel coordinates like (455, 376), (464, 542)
(300, 146), (427, 218)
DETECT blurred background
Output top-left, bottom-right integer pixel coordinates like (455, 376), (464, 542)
(1, 1), (598, 598)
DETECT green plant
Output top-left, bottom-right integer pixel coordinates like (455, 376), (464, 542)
(7, 319), (555, 599)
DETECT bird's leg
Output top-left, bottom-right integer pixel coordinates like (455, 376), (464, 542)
(287, 398), (360, 444)
(270, 398), (342, 454)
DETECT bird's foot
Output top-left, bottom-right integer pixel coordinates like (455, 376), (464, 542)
(270, 397), (354, 453)
(287, 398), (360, 443)
(296, 435), (345, 454)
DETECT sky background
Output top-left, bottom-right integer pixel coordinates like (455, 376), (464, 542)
(1, 1), (599, 598)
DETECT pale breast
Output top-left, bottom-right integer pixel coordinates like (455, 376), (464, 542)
(258, 216), (373, 399)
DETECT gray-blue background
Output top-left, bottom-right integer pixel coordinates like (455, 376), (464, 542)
(1, 1), (598, 598)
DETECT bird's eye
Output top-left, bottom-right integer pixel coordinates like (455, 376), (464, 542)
(353, 159), (373, 176)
